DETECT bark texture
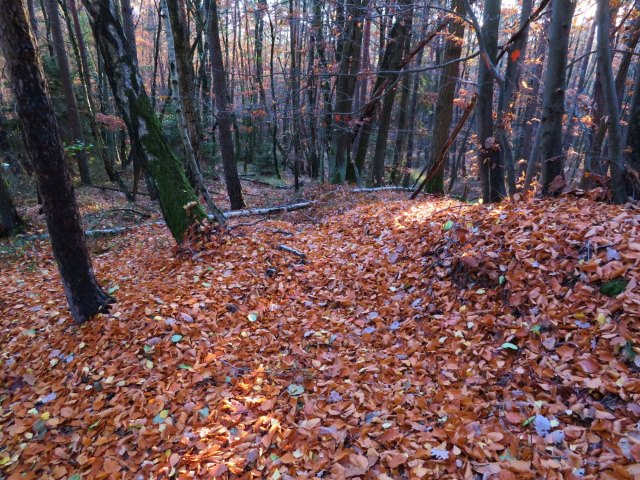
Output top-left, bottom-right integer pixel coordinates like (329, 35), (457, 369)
(208, 0), (245, 209)
(540, 0), (576, 196)
(476, 0), (506, 202)
(83, 0), (206, 242)
(0, 0), (110, 322)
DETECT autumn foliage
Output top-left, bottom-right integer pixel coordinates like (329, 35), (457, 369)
(1, 190), (639, 478)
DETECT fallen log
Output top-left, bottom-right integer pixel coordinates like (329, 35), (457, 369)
(14, 203), (315, 242)
(277, 245), (306, 258)
(354, 187), (419, 193)
(220, 201), (315, 219)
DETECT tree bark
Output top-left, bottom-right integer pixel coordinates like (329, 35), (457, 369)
(496, 0), (532, 195)
(353, 0), (412, 184)
(426, 0), (465, 194)
(208, 0), (245, 209)
(83, 0), (207, 242)
(161, 0), (226, 222)
(625, 55), (640, 199)
(476, 0), (506, 203)
(596, 0), (627, 204)
(331, 0), (364, 184)
(540, 0), (576, 196)
(47, 0), (91, 184)
(0, 0), (110, 322)
(166, 0), (204, 166)
(289, 0), (301, 191)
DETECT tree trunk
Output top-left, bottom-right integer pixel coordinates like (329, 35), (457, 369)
(596, 0), (627, 204)
(83, 0), (207, 242)
(331, 0), (364, 184)
(625, 56), (640, 199)
(289, 0), (301, 191)
(0, 168), (21, 237)
(519, 15), (549, 171)
(353, 0), (412, 184)
(390, 72), (410, 185)
(475, 0), (505, 202)
(496, 0), (532, 195)
(402, 45), (426, 187)
(0, 0), (110, 322)
(47, 0), (91, 184)
(161, 0), (225, 222)
(208, 0), (244, 209)
(166, 0), (204, 167)
(540, 0), (576, 196)
(369, 7), (413, 187)
(426, 0), (465, 194)
(120, 0), (138, 65)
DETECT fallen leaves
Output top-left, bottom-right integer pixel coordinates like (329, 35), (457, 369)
(1, 189), (640, 478)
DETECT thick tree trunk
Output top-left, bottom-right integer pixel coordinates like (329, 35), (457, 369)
(208, 0), (244, 209)
(0, 0), (110, 322)
(83, 0), (206, 242)
(47, 0), (91, 184)
(289, 0), (301, 191)
(476, 0), (506, 203)
(426, 0), (465, 194)
(626, 56), (640, 199)
(353, 0), (412, 184)
(370, 7), (413, 187)
(540, 0), (576, 196)
(596, 0), (627, 204)
(331, 0), (364, 184)
(161, 0), (225, 222)
(166, 0), (204, 166)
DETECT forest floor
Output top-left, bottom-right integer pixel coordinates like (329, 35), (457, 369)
(1, 183), (640, 479)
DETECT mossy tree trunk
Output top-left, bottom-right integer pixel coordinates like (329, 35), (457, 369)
(82, 0), (206, 242)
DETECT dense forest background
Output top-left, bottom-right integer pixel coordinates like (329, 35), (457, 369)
(1, 0), (640, 230)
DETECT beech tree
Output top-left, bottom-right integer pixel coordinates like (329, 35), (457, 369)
(208, 0), (245, 209)
(596, 0), (627, 204)
(82, 0), (209, 242)
(475, 0), (506, 203)
(540, 0), (576, 196)
(0, 0), (110, 323)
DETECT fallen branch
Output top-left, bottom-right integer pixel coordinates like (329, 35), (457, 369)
(220, 201), (315, 219)
(16, 203), (315, 242)
(278, 245), (306, 258)
(354, 186), (423, 193)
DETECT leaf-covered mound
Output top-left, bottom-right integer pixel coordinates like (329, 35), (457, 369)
(1, 193), (639, 479)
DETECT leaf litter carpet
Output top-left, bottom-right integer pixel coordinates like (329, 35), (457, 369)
(1, 192), (640, 479)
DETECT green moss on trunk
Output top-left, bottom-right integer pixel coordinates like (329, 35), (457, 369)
(135, 93), (206, 242)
